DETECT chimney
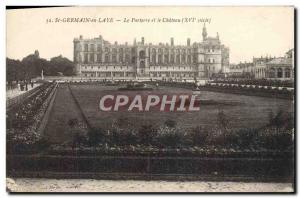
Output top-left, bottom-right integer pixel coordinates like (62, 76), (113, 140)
(171, 37), (174, 46)
(141, 37), (145, 45)
(79, 35), (83, 39)
(187, 38), (190, 46)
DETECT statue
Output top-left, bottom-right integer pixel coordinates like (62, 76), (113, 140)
(41, 69), (44, 80)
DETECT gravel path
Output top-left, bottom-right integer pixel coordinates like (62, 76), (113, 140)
(6, 178), (293, 192)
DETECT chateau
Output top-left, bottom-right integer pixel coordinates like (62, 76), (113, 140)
(73, 25), (229, 80)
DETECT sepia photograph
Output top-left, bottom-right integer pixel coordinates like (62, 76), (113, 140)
(5, 6), (295, 193)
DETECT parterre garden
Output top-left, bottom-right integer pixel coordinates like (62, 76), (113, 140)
(6, 82), (294, 180)
(43, 83), (294, 154)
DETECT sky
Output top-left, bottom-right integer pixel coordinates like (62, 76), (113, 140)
(6, 6), (294, 64)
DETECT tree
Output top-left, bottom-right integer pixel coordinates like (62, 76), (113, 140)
(49, 55), (75, 76)
(6, 51), (76, 83)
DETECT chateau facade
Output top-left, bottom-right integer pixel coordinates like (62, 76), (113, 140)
(73, 25), (229, 80)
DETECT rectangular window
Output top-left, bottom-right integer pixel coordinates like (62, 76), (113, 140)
(97, 44), (101, 51)
(84, 53), (88, 64)
(90, 44), (95, 52)
(89, 54), (94, 63)
(97, 54), (101, 63)
(84, 44), (89, 52)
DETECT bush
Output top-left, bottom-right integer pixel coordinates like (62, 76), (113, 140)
(155, 126), (189, 148)
(189, 126), (209, 146)
(88, 128), (106, 146)
(72, 132), (88, 147)
(164, 119), (177, 128)
(235, 128), (259, 149)
(259, 131), (293, 150)
(138, 125), (157, 145)
(109, 125), (138, 146)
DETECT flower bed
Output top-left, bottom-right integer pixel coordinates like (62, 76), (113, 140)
(45, 109), (294, 157)
(7, 82), (57, 154)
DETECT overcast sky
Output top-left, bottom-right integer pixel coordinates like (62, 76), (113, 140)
(7, 6), (294, 64)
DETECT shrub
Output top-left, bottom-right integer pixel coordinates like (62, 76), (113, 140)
(72, 131), (88, 147)
(68, 118), (78, 128)
(268, 110), (294, 129)
(109, 124), (138, 146)
(138, 125), (157, 145)
(164, 119), (177, 128)
(235, 128), (259, 149)
(88, 127), (106, 146)
(189, 126), (209, 146)
(258, 131), (293, 150)
(216, 109), (230, 132)
(155, 126), (189, 148)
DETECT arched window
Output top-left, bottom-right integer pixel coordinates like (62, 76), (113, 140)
(277, 68), (283, 78)
(269, 68), (275, 78)
(140, 60), (145, 68)
(139, 50), (145, 59)
(131, 56), (136, 64)
(285, 68), (291, 78)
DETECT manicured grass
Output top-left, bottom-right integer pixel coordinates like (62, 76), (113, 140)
(70, 84), (293, 130)
(43, 84), (88, 144)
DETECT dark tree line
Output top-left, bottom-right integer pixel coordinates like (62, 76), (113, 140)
(7, 50), (75, 85)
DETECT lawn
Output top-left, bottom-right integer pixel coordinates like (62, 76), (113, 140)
(69, 84), (293, 131)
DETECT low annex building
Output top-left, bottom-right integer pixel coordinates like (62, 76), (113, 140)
(254, 49), (294, 80)
(73, 25), (230, 80)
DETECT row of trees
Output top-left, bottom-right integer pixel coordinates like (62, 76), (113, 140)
(7, 50), (75, 84)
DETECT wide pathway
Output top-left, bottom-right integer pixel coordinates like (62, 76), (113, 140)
(6, 84), (40, 100)
(6, 178), (293, 192)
